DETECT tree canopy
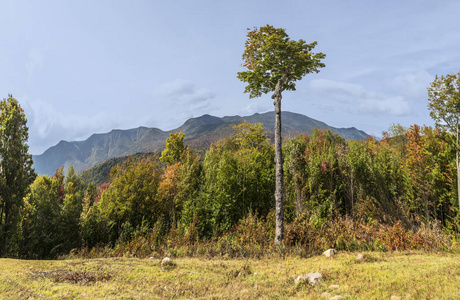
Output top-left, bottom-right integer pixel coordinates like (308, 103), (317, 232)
(237, 25), (326, 98)
(428, 71), (460, 132)
(428, 71), (460, 211)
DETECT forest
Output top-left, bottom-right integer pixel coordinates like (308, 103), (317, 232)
(1, 114), (459, 259)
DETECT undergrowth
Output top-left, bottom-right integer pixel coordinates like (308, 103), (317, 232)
(70, 212), (459, 260)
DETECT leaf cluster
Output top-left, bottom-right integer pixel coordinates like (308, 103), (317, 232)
(428, 71), (460, 133)
(237, 25), (325, 98)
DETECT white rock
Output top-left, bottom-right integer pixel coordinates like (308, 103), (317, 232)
(295, 273), (323, 285)
(295, 275), (307, 285)
(357, 253), (364, 260)
(307, 272), (322, 284)
(323, 248), (337, 257)
(161, 257), (172, 266)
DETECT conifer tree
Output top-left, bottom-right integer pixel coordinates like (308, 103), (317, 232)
(0, 95), (35, 257)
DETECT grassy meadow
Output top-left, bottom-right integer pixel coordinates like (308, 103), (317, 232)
(1, 251), (460, 299)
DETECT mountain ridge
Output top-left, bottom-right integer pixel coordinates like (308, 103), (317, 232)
(33, 111), (369, 175)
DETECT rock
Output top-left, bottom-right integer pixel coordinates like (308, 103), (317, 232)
(357, 253), (364, 260)
(161, 257), (172, 266)
(294, 275), (307, 285)
(307, 272), (322, 284)
(323, 248), (337, 257)
(148, 256), (154, 259)
(329, 284), (340, 289)
(295, 273), (323, 285)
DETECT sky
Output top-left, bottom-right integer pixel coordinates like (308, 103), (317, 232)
(1, 0), (459, 155)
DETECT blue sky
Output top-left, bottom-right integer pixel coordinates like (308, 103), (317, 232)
(1, 0), (459, 154)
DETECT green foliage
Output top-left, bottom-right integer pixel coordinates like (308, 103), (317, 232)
(283, 130), (410, 227)
(405, 125), (456, 225)
(160, 131), (188, 166)
(16, 121), (460, 259)
(58, 166), (84, 252)
(81, 152), (160, 186)
(237, 25), (326, 98)
(0, 95), (35, 257)
(201, 123), (275, 233)
(283, 136), (308, 220)
(80, 182), (106, 248)
(21, 171), (64, 258)
(428, 71), (460, 133)
(98, 157), (162, 243)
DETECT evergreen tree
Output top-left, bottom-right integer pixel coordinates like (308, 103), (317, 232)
(0, 95), (35, 257)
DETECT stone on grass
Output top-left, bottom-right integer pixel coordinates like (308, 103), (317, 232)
(357, 253), (364, 260)
(161, 257), (172, 266)
(295, 272), (322, 285)
(323, 248), (337, 257)
(329, 284), (340, 289)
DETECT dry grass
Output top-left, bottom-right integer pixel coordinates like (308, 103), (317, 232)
(2, 251), (460, 299)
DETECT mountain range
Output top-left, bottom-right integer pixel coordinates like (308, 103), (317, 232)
(32, 111), (369, 176)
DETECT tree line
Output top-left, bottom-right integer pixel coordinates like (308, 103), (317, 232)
(1, 117), (459, 258)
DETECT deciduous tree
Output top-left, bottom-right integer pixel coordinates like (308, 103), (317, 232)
(428, 71), (460, 211)
(160, 131), (188, 166)
(237, 25), (325, 244)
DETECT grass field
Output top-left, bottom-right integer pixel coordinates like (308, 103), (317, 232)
(1, 251), (460, 299)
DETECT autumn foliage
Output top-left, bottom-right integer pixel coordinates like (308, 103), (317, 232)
(12, 122), (460, 259)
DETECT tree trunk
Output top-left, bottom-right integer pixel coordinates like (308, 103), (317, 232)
(272, 75), (286, 245)
(457, 124), (460, 212)
(1, 205), (9, 257)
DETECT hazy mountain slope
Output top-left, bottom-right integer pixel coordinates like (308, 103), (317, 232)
(34, 127), (169, 176)
(33, 111), (369, 175)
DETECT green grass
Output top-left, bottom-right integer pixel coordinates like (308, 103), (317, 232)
(2, 251), (460, 299)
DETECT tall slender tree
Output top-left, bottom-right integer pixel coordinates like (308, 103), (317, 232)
(0, 95), (35, 256)
(237, 25), (325, 244)
(427, 71), (460, 211)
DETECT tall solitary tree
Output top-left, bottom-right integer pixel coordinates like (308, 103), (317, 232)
(428, 71), (460, 211)
(237, 25), (325, 244)
(0, 95), (35, 257)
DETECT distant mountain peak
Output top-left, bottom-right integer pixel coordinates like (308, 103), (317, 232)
(33, 111), (369, 176)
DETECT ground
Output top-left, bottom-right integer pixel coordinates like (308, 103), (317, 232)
(1, 251), (459, 299)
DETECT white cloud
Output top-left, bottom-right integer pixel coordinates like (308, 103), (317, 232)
(310, 79), (411, 116)
(152, 79), (218, 129)
(157, 79), (214, 106)
(21, 97), (121, 154)
(359, 95), (410, 116)
(242, 101), (271, 115)
(391, 70), (433, 100)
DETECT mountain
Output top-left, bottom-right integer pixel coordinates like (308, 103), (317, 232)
(33, 111), (369, 175)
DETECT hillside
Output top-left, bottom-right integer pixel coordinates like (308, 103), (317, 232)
(33, 111), (369, 175)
